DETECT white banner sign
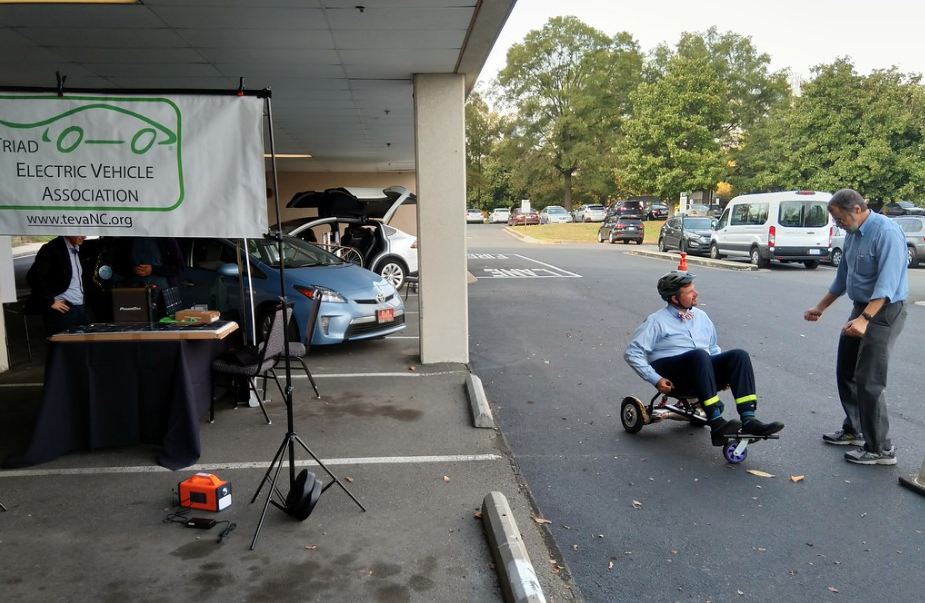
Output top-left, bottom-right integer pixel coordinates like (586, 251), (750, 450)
(0, 92), (268, 237)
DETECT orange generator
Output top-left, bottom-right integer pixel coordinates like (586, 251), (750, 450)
(179, 473), (232, 512)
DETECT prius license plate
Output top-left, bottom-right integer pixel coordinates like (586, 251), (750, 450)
(377, 309), (394, 323)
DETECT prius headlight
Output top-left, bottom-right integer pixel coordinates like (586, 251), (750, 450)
(294, 285), (346, 303)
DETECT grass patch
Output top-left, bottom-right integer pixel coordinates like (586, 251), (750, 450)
(11, 236), (54, 247)
(512, 221), (664, 243)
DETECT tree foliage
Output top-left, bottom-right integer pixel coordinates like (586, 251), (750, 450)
(732, 58), (925, 201)
(617, 54), (730, 201)
(496, 16), (642, 210)
(465, 91), (505, 208)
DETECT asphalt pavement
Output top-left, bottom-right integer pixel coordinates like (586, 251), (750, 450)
(467, 224), (925, 603)
(0, 250), (584, 603)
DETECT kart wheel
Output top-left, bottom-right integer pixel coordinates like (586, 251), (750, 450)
(723, 440), (747, 464)
(620, 397), (645, 433)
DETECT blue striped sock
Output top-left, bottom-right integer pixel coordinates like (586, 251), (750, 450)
(740, 411), (755, 424)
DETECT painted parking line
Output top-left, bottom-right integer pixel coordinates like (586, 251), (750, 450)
(468, 253), (581, 279)
(0, 453), (504, 478)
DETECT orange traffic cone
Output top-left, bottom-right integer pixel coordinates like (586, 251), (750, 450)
(678, 252), (689, 272)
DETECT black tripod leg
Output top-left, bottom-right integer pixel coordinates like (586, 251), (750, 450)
(250, 439), (290, 551)
(293, 435), (367, 512)
(251, 435), (289, 504)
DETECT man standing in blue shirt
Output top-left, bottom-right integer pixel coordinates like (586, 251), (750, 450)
(625, 271), (784, 446)
(804, 188), (908, 465)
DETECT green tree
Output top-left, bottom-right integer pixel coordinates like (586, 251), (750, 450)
(617, 54), (730, 201)
(465, 91), (505, 209)
(733, 58), (925, 201)
(496, 16), (643, 210)
(647, 27), (790, 149)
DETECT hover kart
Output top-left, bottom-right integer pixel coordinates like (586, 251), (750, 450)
(619, 391), (780, 464)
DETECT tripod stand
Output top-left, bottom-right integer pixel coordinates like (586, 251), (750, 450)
(249, 400), (367, 549)
(249, 94), (365, 549)
(247, 300), (366, 549)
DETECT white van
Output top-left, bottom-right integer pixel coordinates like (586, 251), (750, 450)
(709, 190), (832, 268)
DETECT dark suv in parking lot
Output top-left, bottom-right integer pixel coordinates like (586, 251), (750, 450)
(597, 216), (644, 244)
(609, 200), (646, 219)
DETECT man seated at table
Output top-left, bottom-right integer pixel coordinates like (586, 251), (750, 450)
(25, 235), (90, 336)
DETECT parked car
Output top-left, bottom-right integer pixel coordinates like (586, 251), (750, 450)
(508, 207), (539, 225)
(283, 186), (418, 289)
(539, 205), (572, 224)
(177, 235), (405, 346)
(709, 190), (832, 268)
(466, 208), (484, 223)
(570, 203), (606, 223)
(646, 204), (669, 221)
(894, 216), (925, 267)
(610, 200), (646, 220)
(685, 204), (710, 216)
(707, 204), (723, 217)
(657, 216), (715, 255)
(882, 201), (925, 216)
(283, 217), (417, 290)
(597, 216), (644, 244)
(827, 225), (846, 267)
(489, 208), (511, 223)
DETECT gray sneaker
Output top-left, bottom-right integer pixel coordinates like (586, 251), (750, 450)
(845, 446), (897, 465)
(823, 429), (865, 446)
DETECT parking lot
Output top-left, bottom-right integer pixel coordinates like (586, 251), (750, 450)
(468, 223), (925, 603)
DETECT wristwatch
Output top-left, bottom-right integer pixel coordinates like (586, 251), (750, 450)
(860, 312), (874, 322)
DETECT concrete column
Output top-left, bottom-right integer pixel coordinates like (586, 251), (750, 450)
(413, 74), (468, 364)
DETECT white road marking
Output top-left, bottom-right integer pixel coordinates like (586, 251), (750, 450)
(0, 453), (504, 478)
(471, 253), (581, 279)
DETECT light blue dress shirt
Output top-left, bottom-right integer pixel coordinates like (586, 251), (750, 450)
(624, 305), (721, 386)
(60, 241), (83, 306)
(829, 211), (907, 304)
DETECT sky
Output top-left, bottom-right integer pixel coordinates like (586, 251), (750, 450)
(478, 0), (925, 87)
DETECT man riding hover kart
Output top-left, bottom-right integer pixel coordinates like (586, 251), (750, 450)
(621, 270), (785, 463)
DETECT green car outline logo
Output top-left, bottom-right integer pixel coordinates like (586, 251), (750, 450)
(0, 95), (185, 213)
(0, 103), (178, 155)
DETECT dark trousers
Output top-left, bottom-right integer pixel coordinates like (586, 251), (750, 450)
(836, 301), (906, 453)
(651, 349), (757, 417)
(43, 304), (90, 336)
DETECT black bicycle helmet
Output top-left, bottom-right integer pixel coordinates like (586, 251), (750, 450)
(657, 270), (695, 302)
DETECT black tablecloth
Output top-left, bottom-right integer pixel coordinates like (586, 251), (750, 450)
(3, 338), (229, 470)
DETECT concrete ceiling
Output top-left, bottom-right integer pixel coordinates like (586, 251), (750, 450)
(0, 0), (515, 173)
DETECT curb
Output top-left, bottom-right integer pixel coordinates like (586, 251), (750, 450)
(482, 491), (547, 603)
(465, 372), (495, 428)
(628, 249), (759, 271)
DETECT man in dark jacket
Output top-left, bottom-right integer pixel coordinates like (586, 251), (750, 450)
(25, 236), (90, 335)
(112, 237), (185, 290)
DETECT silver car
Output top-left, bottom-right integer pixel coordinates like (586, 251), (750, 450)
(575, 203), (606, 222)
(539, 205), (572, 224)
(828, 225), (846, 267)
(894, 216), (925, 268)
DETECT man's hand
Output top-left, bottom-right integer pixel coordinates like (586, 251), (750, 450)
(804, 306), (824, 322)
(133, 264), (153, 277)
(655, 377), (674, 394)
(842, 317), (868, 339)
(51, 298), (69, 313)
